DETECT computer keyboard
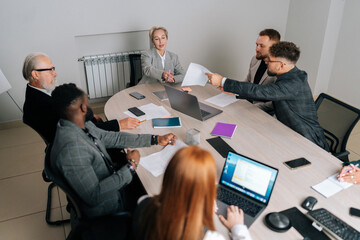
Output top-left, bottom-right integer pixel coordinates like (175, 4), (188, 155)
(217, 187), (262, 217)
(200, 109), (211, 118)
(306, 208), (360, 240)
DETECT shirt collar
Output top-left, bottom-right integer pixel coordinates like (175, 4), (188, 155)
(28, 83), (52, 96)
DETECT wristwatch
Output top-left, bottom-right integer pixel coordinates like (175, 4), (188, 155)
(128, 158), (138, 168)
(127, 163), (136, 175)
(151, 135), (159, 145)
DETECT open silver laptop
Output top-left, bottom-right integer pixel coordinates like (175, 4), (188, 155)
(164, 85), (222, 121)
(217, 152), (279, 227)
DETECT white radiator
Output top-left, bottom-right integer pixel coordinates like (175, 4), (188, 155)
(79, 51), (143, 99)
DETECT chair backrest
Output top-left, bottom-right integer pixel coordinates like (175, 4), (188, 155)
(315, 93), (360, 154)
(129, 54), (142, 87)
(43, 144), (85, 219)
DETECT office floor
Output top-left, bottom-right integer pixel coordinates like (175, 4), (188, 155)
(0, 108), (359, 240)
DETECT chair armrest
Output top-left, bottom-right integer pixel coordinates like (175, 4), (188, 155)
(333, 151), (350, 162)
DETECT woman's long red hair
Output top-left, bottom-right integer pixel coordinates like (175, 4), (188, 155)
(140, 146), (217, 240)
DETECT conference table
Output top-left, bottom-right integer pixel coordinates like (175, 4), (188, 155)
(105, 82), (360, 239)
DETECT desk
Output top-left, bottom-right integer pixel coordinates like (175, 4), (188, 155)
(105, 83), (360, 239)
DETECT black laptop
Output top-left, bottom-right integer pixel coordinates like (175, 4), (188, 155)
(217, 152), (279, 227)
(164, 85), (222, 121)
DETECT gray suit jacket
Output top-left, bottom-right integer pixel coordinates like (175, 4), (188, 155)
(243, 56), (277, 112)
(51, 119), (152, 217)
(139, 48), (185, 84)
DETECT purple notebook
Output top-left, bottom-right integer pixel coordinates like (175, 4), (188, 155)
(210, 122), (237, 138)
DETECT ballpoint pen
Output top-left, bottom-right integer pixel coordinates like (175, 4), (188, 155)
(139, 120), (146, 123)
(339, 163), (359, 177)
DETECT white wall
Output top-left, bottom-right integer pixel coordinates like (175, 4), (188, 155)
(313, 0), (345, 96)
(0, 0), (290, 123)
(284, 0), (331, 90)
(328, 0), (360, 108)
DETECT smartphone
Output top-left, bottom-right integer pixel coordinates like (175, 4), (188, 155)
(283, 158), (311, 170)
(129, 92), (145, 100)
(206, 137), (237, 158)
(350, 207), (360, 218)
(128, 107), (145, 116)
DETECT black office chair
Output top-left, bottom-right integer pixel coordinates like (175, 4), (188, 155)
(127, 54), (142, 87)
(22, 119), (68, 226)
(43, 145), (131, 240)
(315, 93), (360, 162)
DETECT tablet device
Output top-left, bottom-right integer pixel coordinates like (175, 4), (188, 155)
(152, 117), (181, 128)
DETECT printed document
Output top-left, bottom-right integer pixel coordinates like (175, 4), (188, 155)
(124, 103), (171, 121)
(182, 63), (212, 86)
(140, 140), (187, 177)
(205, 93), (239, 107)
(312, 174), (353, 198)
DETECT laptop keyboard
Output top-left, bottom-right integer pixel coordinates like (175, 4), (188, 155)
(218, 187), (263, 217)
(200, 109), (211, 118)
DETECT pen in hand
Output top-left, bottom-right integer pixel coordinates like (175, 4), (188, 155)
(338, 163), (359, 177)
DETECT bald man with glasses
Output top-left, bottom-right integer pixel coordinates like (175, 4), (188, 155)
(22, 52), (140, 144)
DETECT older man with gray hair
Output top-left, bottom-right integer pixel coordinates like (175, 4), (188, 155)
(22, 52), (140, 144)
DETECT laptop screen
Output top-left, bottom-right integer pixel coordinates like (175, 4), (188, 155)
(219, 152), (278, 205)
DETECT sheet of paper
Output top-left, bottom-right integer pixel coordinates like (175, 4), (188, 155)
(312, 174), (353, 198)
(182, 63), (212, 87)
(124, 103), (171, 121)
(140, 140), (187, 177)
(205, 93), (239, 107)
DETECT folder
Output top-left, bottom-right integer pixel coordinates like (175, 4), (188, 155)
(210, 122), (237, 138)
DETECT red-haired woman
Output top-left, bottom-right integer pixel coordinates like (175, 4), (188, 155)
(132, 146), (252, 240)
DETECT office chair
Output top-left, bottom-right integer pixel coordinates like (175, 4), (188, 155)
(44, 145), (131, 240)
(315, 93), (360, 162)
(127, 54), (142, 87)
(22, 119), (68, 225)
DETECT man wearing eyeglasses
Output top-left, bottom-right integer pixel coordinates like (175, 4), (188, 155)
(206, 42), (329, 151)
(22, 52), (140, 144)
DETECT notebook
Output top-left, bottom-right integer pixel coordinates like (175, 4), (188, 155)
(312, 174), (353, 198)
(164, 85), (222, 121)
(211, 122), (237, 138)
(217, 152), (279, 227)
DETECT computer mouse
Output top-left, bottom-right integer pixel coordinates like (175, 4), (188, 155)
(265, 212), (291, 232)
(301, 196), (317, 211)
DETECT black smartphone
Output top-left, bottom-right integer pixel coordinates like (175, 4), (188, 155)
(283, 157), (311, 170)
(350, 207), (360, 218)
(128, 107), (145, 117)
(206, 137), (237, 158)
(129, 92), (145, 100)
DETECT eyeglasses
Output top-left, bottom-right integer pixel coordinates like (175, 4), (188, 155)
(34, 67), (55, 72)
(264, 58), (283, 64)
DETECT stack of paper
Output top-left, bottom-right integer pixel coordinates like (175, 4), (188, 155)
(140, 140), (187, 177)
(205, 93), (239, 108)
(312, 174), (353, 198)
